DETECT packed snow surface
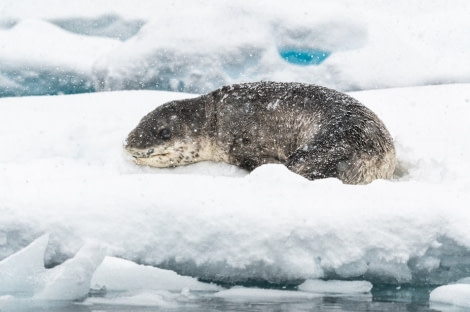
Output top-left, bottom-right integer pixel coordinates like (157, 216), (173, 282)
(1, 84), (470, 307)
(1, 0), (470, 96)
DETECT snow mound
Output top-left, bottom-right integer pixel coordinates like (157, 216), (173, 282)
(430, 283), (470, 309)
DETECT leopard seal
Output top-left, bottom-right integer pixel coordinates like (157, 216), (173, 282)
(124, 81), (396, 184)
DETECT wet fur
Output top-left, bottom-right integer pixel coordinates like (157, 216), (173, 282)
(125, 82), (396, 184)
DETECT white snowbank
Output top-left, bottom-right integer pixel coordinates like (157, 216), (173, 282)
(1, 84), (470, 300)
(430, 283), (470, 309)
(1, 1), (470, 96)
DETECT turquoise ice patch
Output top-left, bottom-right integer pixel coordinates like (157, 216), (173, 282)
(279, 49), (331, 65)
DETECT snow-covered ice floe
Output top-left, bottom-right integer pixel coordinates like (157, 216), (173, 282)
(1, 0), (470, 96)
(1, 84), (470, 305)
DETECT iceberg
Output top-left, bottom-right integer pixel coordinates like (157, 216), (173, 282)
(1, 1), (469, 97)
(0, 19), (118, 97)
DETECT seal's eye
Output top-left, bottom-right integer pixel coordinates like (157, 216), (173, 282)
(158, 128), (171, 140)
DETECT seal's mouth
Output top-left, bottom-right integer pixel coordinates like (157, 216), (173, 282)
(124, 139), (214, 168)
(125, 146), (164, 159)
(124, 145), (184, 168)
(132, 153), (169, 159)
(140, 149), (170, 159)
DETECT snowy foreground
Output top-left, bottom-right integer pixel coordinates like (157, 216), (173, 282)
(1, 0), (470, 96)
(1, 84), (470, 309)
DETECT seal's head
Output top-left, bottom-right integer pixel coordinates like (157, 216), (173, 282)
(124, 98), (215, 168)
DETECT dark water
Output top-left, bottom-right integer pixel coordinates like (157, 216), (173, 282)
(1, 286), (467, 312)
